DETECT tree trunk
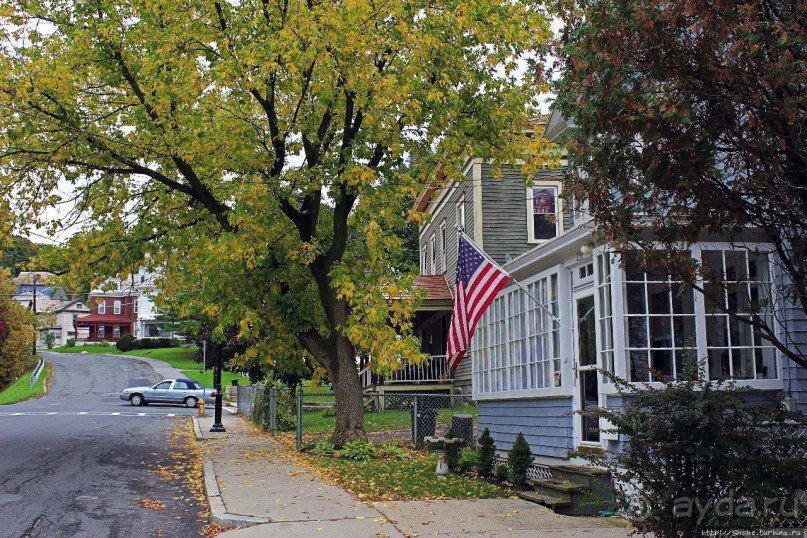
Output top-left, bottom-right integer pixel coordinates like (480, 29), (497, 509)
(328, 333), (367, 447)
(299, 329), (367, 447)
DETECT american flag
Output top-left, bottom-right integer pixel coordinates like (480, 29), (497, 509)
(446, 233), (510, 370)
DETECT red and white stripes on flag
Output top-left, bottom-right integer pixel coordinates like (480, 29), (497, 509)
(446, 233), (510, 370)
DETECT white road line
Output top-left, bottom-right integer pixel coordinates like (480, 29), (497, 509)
(111, 413), (120, 416)
(78, 412), (87, 415)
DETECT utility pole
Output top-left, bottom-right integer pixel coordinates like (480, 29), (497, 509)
(31, 273), (37, 356)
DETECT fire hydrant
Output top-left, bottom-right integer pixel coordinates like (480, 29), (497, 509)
(198, 398), (206, 417)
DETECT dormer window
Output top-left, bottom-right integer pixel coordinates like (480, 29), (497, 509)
(527, 184), (563, 242)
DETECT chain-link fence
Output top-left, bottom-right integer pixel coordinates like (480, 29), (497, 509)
(299, 390), (476, 448)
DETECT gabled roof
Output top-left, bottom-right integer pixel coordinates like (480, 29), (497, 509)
(545, 108), (575, 143)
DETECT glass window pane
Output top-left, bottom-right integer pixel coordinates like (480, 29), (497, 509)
(627, 317), (648, 348)
(724, 251), (747, 281)
(651, 349), (673, 379)
(626, 283), (646, 314)
(706, 315), (729, 347)
(731, 350), (754, 380)
(709, 349), (731, 380)
(671, 284), (695, 315)
(673, 316), (696, 348)
(630, 351), (650, 382)
(703, 250), (725, 279)
(755, 348), (777, 380)
(650, 316), (672, 348)
(648, 283), (671, 314)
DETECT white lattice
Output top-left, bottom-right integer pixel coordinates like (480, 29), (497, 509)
(494, 456), (553, 481)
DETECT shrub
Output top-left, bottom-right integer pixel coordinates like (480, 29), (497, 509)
(376, 443), (405, 460)
(507, 432), (532, 486)
(115, 334), (136, 352)
(457, 446), (479, 474)
(477, 428), (496, 476)
(321, 405), (335, 417)
(65, 338), (75, 348)
(495, 463), (510, 483)
(312, 439), (336, 456)
(44, 332), (55, 349)
(340, 440), (376, 461)
(580, 371), (807, 535)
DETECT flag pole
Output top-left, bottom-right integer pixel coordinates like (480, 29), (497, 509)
(457, 230), (561, 324)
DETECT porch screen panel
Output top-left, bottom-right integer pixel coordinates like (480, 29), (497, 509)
(596, 253), (615, 383)
(472, 271), (560, 394)
(703, 250), (777, 380)
(622, 252), (696, 382)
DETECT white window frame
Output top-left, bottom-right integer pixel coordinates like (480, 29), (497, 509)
(456, 194), (466, 232)
(420, 244), (427, 274)
(97, 300), (106, 315)
(133, 298), (138, 315)
(429, 232), (436, 274)
(114, 300), (121, 315)
(440, 219), (447, 273)
(605, 243), (782, 394)
(526, 182), (564, 243)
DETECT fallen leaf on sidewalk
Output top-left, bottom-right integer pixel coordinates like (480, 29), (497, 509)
(200, 522), (227, 537)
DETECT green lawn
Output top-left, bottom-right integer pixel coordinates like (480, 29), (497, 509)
(302, 403), (478, 435)
(0, 363), (50, 405)
(50, 345), (243, 387)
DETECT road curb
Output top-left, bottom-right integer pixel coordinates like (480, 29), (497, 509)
(194, 418), (270, 529)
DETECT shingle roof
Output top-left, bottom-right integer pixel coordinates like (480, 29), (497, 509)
(414, 275), (453, 301)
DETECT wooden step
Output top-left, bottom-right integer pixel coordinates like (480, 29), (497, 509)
(518, 490), (572, 508)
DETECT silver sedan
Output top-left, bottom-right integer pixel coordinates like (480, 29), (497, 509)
(120, 378), (217, 408)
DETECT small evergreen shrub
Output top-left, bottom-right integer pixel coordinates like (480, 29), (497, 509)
(495, 463), (510, 483)
(341, 440), (376, 461)
(66, 338), (75, 348)
(44, 333), (55, 349)
(477, 428), (496, 476)
(507, 432), (532, 486)
(115, 334), (136, 351)
(457, 446), (479, 473)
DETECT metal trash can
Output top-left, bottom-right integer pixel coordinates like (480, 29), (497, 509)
(451, 414), (474, 441)
(411, 408), (437, 444)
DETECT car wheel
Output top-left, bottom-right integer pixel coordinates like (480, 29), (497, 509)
(130, 394), (145, 406)
(184, 396), (198, 408)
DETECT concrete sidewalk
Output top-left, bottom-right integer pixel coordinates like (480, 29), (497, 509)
(193, 414), (633, 538)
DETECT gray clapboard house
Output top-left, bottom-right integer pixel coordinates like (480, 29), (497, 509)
(413, 110), (807, 485)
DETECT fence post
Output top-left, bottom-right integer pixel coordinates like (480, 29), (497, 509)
(296, 385), (303, 451)
(269, 386), (277, 435)
(413, 394), (418, 446)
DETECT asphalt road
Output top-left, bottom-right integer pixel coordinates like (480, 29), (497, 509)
(0, 352), (207, 538)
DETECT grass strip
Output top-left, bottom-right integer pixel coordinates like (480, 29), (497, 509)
(0, 363), (50, 405)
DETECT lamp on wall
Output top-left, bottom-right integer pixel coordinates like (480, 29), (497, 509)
(579, 242), (595, 258)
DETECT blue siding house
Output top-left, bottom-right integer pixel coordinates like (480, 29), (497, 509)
(415, 110), (807, 476)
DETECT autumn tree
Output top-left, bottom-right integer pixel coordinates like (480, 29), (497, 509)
(553, 0), (807, 368)
(0, 209), (35, 389)
(1, 0), (553, 443)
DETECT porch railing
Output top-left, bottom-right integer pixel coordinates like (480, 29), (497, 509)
(359, 355), (452, 389)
